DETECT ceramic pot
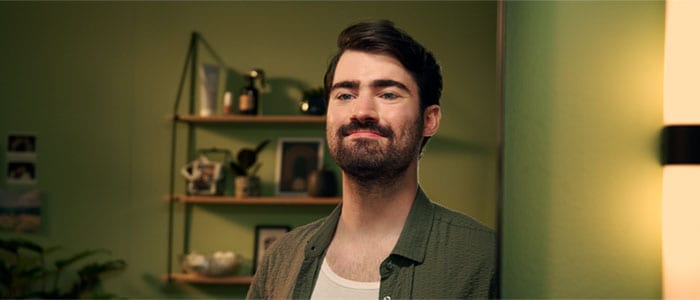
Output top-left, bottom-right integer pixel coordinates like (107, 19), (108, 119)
(307, 169), (337, 197)
(235, 176), (261, 197)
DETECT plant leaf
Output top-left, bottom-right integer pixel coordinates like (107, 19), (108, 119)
(254, 139), (270, 154)
(54, 249), (110, 270)
(0, 238), (44, 255)
(230, 162), (246, 176)
(249, 163), (261, 176)
(237, 149), (256, 169)
(77, 259), (127, 277)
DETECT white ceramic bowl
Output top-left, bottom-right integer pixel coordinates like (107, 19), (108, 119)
(181, 251), (241, 277)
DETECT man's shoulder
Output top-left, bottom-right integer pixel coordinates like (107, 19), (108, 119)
(433, 202), (493, 230)
(268, 216), (327, 254)
(286, 217), (326, 240)
(430, 202), (495, 246)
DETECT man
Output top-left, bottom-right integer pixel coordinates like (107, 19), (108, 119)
(248, 20), (496, 299)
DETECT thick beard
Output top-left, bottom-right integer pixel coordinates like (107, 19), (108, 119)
(329, 116), (424, 188)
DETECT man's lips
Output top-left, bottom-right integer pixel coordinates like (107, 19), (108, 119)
(338, 121), (393, 139)
(346, 129), (384, 138)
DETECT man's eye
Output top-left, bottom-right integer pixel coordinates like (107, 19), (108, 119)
(336, 93), (354, 101)
(380, 93), (398, 100)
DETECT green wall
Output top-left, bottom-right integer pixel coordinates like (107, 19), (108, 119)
(0, 2), (498, 298)
(502, 1), (664, 298)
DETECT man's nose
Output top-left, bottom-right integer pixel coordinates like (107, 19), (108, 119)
(350, 94), (379, 123)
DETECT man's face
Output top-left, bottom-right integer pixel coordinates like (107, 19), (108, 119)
(326, 50), (425, 182)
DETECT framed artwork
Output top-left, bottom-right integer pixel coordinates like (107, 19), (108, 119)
(0, 189), (41, 232)
(180, 156), (223, 195)
(275, 138), (324, 196)
(7, 134), (36, 157)
(6, 133), (38, 185)
(6, 162), (37, 185)
(253, 225), (290, 274)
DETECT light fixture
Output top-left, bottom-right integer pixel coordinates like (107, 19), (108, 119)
(662, 0), (700, 298)
(662, 125), (700, 165)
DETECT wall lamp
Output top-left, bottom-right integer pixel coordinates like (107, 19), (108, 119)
(662, 0), (700, 299)
(662, 125), (700, 165)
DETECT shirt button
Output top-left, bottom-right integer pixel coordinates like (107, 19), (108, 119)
(383, 296), (391, 300)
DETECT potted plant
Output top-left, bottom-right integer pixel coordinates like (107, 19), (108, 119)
(0, 238), (127, 299)
(230, 139), (269, 197)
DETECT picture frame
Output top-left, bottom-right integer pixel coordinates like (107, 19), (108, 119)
(6, 133), (38, 185)
(253, 225), (291, 274)
(275, 138), (324, 196)
(6, 162), (37, 185)
(180, 156), (223, 195)
(6, 133), (37, 160)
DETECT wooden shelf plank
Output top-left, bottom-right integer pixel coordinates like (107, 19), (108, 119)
(162, 273), (253, 285)
(172, 195), (341, 205)
(173, 114), (326, 123)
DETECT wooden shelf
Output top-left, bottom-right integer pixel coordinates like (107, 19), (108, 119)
(163, 273), (253, 285)
(172, 195), (341, 205)
(173, 114), (326, 123)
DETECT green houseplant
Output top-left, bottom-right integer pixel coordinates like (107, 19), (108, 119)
(0, 238), (126, 299)
(230, 139), (269, 197)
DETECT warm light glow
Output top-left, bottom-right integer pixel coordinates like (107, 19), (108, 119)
(662, 167), (700, 299)
(664, 0), (700, 124)
(663, 0), (700, 299)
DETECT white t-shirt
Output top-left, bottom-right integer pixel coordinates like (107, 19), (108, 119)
(310, 258), (380, 300)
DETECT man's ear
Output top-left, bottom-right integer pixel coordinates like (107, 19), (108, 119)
(422, 105), (441, 137)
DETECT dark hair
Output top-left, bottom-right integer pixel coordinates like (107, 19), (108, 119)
(324, 20), (442, 109)
(323, 19), (443, 151)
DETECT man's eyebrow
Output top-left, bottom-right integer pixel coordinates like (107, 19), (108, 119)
(330, 79), (412, 94)
(371, 79), (411, 94)
(330, 81), (359, 91)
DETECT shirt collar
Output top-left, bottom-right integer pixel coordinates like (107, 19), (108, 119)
(390, 186), (434, 264)
(303, 186), (435, 264)
(304, 203), (341, 259)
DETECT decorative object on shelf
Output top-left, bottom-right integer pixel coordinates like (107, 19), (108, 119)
(223, 91), (233, 114)
(238, 69), (266, 115)
(230, 139), (270, 197)
(307, 165), (338, 197)
(181, 156), (222, 195)
(181, 251), (242, 277)
(253, 225), (290, 274)
(199, 64), (220, 116)
(181, 148), (233, 196)
(234, 176), (261, 198)
(275, 138), (324, 196)
(299, 87), (326, 115)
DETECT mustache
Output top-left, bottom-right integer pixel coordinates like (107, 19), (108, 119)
(338, 120), (394, 138)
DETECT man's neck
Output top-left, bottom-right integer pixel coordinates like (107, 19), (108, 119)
(324, 165), (418, 282)
(337, 164), (418, 240)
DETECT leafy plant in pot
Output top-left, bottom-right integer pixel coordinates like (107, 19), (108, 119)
(0, 238), (126, 299)
(230, 139), (269, 197)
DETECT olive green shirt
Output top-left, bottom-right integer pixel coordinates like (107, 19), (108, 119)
(247, 187), (497, 299)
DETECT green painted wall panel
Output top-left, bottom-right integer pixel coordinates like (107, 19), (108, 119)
(502, 1), (664, 298)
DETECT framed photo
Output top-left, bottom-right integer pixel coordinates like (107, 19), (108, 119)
(6, 162), (37, 185)
(0, 189), (41, 232)
(180, 156), (223, 195)
(275, 138), (324, 196)
(253, 225), (290, 274)
(7, 134), (37, 160)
